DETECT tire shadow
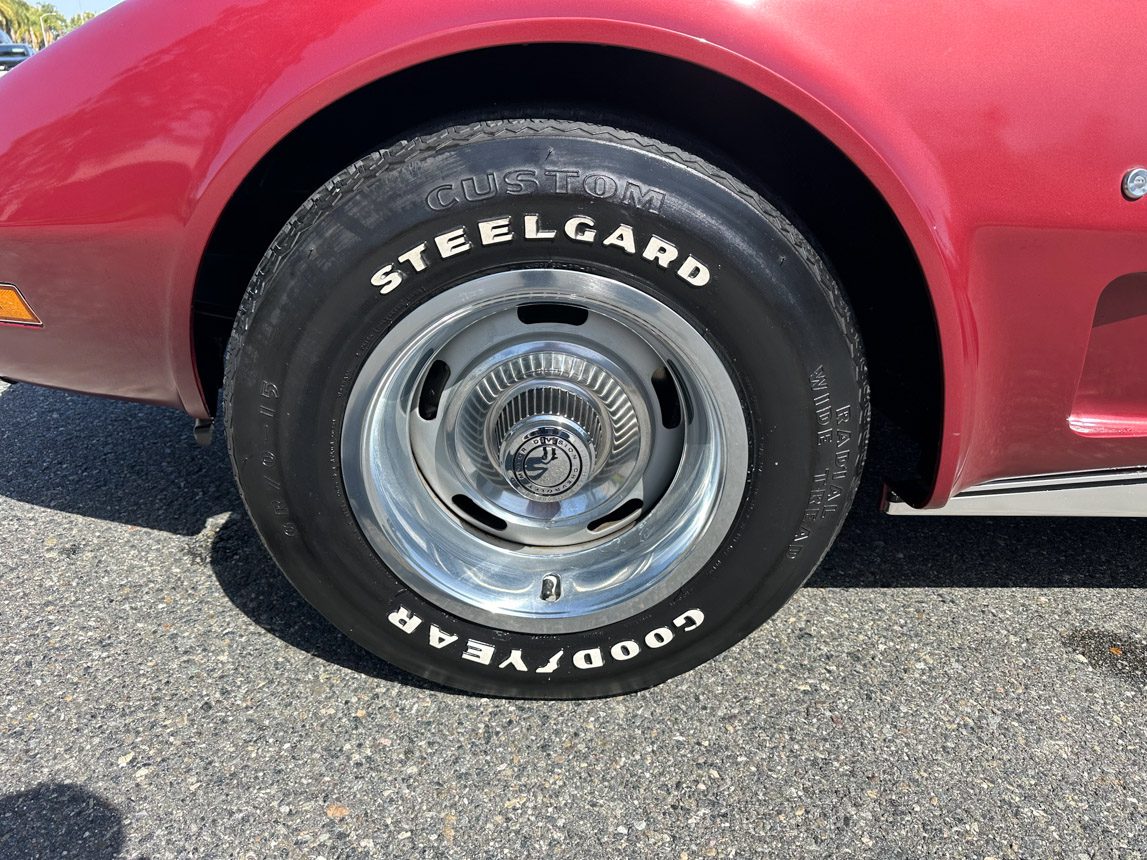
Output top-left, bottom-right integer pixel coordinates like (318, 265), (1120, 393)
(0, 784), (124, 860)
(209, 511), (455, 690)
(0, 383), (237, 536)
(1, 383), (1143, 689)
(808, 448), (1147, 590)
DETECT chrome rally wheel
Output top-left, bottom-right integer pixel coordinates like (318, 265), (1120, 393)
(225, 119), (867, 698)
(341, 269), (748, 633)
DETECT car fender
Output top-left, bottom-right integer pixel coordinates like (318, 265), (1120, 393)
(3, 1), (1144, 505)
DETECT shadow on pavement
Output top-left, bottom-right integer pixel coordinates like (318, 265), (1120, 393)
(0, 783), (124, 860)
(209, 510), (451, 689)
(1, 383), (1144, 683)
(0, 383), (237, 536)
(807, 463), (1147, 590)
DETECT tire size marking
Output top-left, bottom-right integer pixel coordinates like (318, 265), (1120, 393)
(386, 606), (705, 674)
(425, 169), (667, 214)
(255, 378), (298, 538)
(370, 213), (711, 295)
(785, 366), (853, 560)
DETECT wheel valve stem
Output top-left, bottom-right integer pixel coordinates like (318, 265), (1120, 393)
(540, 574), (562, 602)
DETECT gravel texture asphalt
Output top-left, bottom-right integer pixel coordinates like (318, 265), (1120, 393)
(0, 380), (1145, 859)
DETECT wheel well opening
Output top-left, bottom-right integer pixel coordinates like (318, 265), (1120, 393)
(194, 44), (942, 499)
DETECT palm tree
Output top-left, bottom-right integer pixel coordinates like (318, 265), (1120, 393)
(2, 1), (39, 46)
(1, 0), (75, 49)
(0, 0), (19, 27)
(4, 1), (28, 40)
(1, 1), (28, 39)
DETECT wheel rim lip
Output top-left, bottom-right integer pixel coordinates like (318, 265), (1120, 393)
(341, 269), (749, 634)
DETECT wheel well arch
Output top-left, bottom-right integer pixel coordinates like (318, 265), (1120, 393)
(193, 43), (942, 498)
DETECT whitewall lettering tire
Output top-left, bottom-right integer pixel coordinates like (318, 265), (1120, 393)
(224, 120), (867, 698)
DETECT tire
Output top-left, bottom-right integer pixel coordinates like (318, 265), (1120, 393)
(224, 119), (867, 699)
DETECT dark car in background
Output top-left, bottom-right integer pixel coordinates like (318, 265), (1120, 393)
(0, 30), (33, 76)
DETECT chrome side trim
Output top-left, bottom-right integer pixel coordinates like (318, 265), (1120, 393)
(884, 467), (1147, 517)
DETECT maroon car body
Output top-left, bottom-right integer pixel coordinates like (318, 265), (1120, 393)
(1, 0), (1145, 511)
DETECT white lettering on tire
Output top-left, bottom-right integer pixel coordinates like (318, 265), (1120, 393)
(478, 216), (514, 245)
(564, 216), (597, 243)
(673, 609), (705, 631)
(523, 214), (556, 240)
(602, 224), (637, 254)
(371, 213), (712, 295)
(642, 235), (679, 268)
(428, 624), (458, 649)
(610, 640), (640, 661)
(677, 256), (710, 287)
(384, 605), (706, 673)
(398, 243), (430, 272)
(535, 650), (564, 673)
(370, 265), (403, 294)
(434, 227), (472, 259)
(462, 640), (495, 665)
(498, 650), (529, 672)
(387, 606), (422, 634)
(573, 648), (605, 669)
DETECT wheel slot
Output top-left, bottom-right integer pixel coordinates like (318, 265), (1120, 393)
(417, 359), (451, 420)
(651, 366), (682, 429)
(451, 494), (508, 532)
(516, 303), (589, 327)
(588, 498), (644, 532)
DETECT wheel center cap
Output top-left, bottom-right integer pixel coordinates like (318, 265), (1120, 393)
(492, 383), (606, 503)
(510, 428), (587, 500)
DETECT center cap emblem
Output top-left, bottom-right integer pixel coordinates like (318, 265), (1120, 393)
(510, 431), (585, 500)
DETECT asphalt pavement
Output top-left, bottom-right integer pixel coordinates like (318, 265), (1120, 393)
(0, 380), (1144, 859)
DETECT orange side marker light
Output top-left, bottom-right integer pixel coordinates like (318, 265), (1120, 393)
(0, 284), (42, 326)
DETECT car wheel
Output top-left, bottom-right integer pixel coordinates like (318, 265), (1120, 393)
(224, 119), (867, 698)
